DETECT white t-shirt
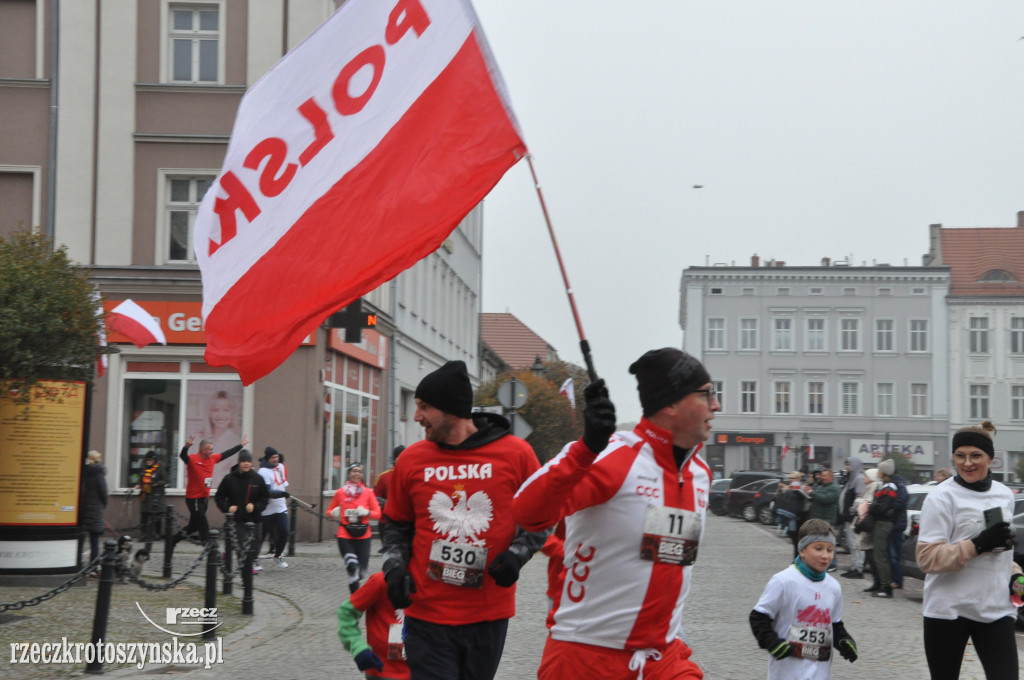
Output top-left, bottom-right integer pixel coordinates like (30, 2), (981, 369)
(259, 464), (289, 515)
(753, 565), (843, 680)
(918, 478), (1015, 622)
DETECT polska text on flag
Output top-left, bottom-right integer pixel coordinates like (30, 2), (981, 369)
(193, 0), (527, 384)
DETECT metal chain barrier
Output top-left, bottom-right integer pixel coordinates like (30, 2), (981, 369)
(127, 544), (214, 591)
(219, 520), (246, 579)
(0, 554), (103, 612)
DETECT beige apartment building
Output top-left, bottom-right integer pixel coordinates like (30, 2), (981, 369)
(1, 0), (491, 542)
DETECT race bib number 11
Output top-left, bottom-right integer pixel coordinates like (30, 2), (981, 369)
(639, 506), (701, 566)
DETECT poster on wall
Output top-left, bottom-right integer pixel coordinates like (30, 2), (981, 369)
(0, 381), (86, 526)
(184, 381), (244, 489)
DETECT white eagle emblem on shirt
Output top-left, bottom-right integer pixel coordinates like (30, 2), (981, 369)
(428, 484), (492, 547)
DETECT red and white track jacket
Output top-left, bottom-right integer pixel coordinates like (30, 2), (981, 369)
(514, 419), (711, 651)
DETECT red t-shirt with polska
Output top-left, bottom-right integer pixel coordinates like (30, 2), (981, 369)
(384, 434), (539, 625)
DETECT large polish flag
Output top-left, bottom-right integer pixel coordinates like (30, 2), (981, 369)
(193, 0), (527, 384)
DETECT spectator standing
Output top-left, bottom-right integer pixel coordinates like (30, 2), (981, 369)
(176, 434), (246, 543)
(135, 451), (165, 548)
(866, 459), (906, 597)
(381, 360), (545, 680)
(214, 449), (269, 573)
(258, 446), (290, 568)
(776, 471), (808, 558)
(81, 450), (109, 564)
(916, 421), (1022, 680)
(337, 571), (410, 680)
(804, 469), (840, 571)
(513, 348), (718, 680)
(848, 468), (880, 582)
(839, 458), (865, 577)
(330, 462), (382, 592)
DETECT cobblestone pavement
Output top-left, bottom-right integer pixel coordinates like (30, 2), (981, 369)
(4, 515), (1023, 679)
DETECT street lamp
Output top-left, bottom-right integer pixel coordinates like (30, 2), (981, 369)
(529, 356), (546, 378)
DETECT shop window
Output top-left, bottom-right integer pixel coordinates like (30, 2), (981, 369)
(120, 361), (244, 491)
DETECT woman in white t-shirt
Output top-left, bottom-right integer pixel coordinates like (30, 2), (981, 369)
(915, 421), (1023, 680)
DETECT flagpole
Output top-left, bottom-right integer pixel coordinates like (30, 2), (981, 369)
(524, 154), (598, 382)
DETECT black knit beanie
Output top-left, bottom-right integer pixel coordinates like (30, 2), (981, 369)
(238, 449), (253, 463)
(629, 348), (711, 417)
(415, 360), (473, 418)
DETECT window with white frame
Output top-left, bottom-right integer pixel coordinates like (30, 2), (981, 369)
(740, 381), (757, 413)
(713, 380), (724, 412)
(969, 384), (989, 420)
(805, 318), (825, 352)
(807, 381), (825, 415)
(876, 382), (894, 416)
(164, 174), (215, 263)
(168, 3), (222, 83)
(909, 319), (928, 352)
(1012, 318), (1024, 354)
(773, 381), (791, 414)
(772, 318), (793, 351)
(740, 318), (759, 350)
(875, 319), (894, 352)
(839, 318), (860, 351)
(706, 318), (725, 350)
(910, 383), (929, 416)
(840, 382), (860, 415)
(969, 317), (989, 354)
(1012, 385), (1024, 420)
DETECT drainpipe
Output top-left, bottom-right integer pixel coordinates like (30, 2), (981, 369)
(45, 0), (59, 239)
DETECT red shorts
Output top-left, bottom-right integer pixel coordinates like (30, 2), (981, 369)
(537, 637), (703, 680)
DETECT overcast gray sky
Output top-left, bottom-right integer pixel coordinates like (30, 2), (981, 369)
(472, 1), (1024, 424)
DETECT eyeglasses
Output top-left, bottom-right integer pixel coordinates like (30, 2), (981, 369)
(952, 452), (987, 465)
(692, 388), (718, 404)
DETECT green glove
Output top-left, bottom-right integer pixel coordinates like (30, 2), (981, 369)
(837, 638), (858, 662)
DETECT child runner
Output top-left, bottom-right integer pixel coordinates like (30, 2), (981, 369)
(749, 519), (858, 679)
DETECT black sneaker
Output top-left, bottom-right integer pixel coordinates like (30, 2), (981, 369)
(840, 570), (863, 579)
(874, 588), (893, 598)
(863, 584), (881, 593)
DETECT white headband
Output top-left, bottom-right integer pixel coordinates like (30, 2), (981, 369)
(798, 534), (836, 553)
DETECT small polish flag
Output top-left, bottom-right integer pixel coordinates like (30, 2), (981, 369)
(95, 295), (108, 378)
(807, 443), (815, 461)
(108, 299), (167, 348)
(559, 378), (575, 410)
(781, 444), (789, 460)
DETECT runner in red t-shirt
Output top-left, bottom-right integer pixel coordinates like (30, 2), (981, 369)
(380, 360), (545, 680)
(174, 433), (246, 543)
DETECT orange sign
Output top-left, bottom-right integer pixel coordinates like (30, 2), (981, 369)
(328, 328), (389, 368)
(103, 300), (315, 346)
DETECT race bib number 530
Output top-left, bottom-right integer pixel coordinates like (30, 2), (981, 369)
(427, 540), (487, 588)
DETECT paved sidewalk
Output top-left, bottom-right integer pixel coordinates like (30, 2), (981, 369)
(9, 515), (1020, 678)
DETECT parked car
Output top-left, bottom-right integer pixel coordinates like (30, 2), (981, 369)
(709, 478), (732, 516)
(728, 470), (785, 492)
(903, 484), (934, 536)
(754, 481), (784, 525)
(726, 478), (783, 522)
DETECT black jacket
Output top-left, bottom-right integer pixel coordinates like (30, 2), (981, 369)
(80, 463), (109, 533)
(214, 467), (269, 523)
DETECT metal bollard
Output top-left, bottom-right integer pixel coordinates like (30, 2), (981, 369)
(287, 498), (297, 557)
(204, 530), (220, 641)
(222, 514), (234, 596)
(84, 540), (117, 674)
(163, 503), (175, 578)
(241, 521), (255, 615)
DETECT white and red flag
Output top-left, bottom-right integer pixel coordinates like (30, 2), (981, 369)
(108, 299), (167, 349)
(193, 0), (526, 384)
(559, 378), (575, 410)
(781, 443), (789, 460)
(807, 443), (815, 461)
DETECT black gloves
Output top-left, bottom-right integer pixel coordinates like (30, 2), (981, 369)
(769, 640), (793, 660)
(972, 521), (1013, 554)
(488, 549), (523, 588)
(384, 565), (416, 609)
(750, 610), (792, 659)
(355, 649), (383, 672)
(833, 621), (857, 662)
(582, 379), (616, 454)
